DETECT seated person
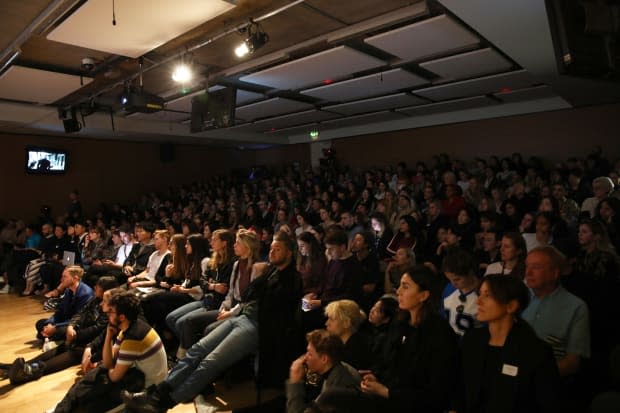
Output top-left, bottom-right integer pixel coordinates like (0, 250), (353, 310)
(286, 329), (361, 413)
(441, 248), (481, 337)
(360, 266), (458, 413)
(51, 290), (167, 413)
(121, 222), (156, 282)
(324, 299), (372, 370)
(303, 230), (362, 332)
(126, 229), (170, 289)
(367, 295), (398, 357)
(7, 276), (118, 384)
(35, 265), (93, 341)
(458, 274), (561, 412)
(165, 229), (235, 358)
(522, 246), (591, 378)
(121, 232), (303, 412)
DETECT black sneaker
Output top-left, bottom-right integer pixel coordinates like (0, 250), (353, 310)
(120, 387), (165, 413)
(8, 358), (45, 384)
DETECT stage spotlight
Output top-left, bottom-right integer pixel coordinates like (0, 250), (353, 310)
(172, 64), (192, 83)
(235, 20), (268, 58)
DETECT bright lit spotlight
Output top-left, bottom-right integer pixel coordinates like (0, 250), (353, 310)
(172, 64), (192, 83)
(235, 42), (250, 58)
(234, 19), (268, 58)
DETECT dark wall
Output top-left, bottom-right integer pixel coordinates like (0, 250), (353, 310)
(331, 104), (620, 170)
(0, 135), (310, 222)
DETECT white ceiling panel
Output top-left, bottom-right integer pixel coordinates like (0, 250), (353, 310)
(420, 48), (513, 82)
(320, 110), (407, 129)
(413, 70), (535, 101)
(236, 89), (265, 105)
(235, 98), (314, 122)
(323, 92), (427, 116)
(494, 85), (556, 103)
(253, 109), (340, 131)
(0, 66), (92, 104)
(127, 110), (190, 122)
(364, 14), (479, 62)
(239, 45), (385, 90)
(48, 0), (236, 58)
(300, 68), (427, 102)
(396, 96), (497, 117)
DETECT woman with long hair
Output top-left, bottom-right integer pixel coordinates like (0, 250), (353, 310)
(360, 266), (459, 412)
(141, 234), (210, 335)
(595, 197), (620, 252)
(296, 231), (326, 295)
(384, 247), (416, 294)
(166, 229), (235, 358)
(458, 275), (560, 412)
(386, 215), (419, 258)
(484, 232), (527, 279)
(173, 229), (266, 357)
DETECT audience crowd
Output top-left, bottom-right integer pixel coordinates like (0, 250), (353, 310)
(1, 147), (620, 412)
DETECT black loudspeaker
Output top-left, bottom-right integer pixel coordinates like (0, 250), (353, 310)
(160, 143), (175, 162)
(62, 118), (81, 133)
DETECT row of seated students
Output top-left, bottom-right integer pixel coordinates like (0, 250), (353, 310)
(0, 224), (617, 413)
(1, 150), (619, 407)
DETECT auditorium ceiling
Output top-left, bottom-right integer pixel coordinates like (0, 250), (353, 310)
(0, 0), (618, 147)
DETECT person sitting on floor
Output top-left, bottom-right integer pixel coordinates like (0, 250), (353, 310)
(35, 265), (93, 341)
(6, 276), (118, 384)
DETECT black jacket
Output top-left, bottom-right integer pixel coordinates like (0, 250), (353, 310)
(459, 320), (561, 413)
(375, 313), (459, 413)
(242, 260), (303, 388)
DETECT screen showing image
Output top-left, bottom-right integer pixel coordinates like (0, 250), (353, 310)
(26, 148), (67, 174)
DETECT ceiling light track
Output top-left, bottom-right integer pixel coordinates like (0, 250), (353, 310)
(82, 0), (307, 105)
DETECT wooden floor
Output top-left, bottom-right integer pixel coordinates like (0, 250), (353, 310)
(0, 292), (197, 413)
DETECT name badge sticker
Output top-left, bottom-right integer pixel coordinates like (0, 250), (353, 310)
(502, 364), (518, 377)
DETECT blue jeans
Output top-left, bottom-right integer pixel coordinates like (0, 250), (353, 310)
(165, 301), (203, 337)
(166, 301), (219, 349)
(165, 315), (258, 403)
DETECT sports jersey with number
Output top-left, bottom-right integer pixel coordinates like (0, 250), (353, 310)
(443, 288), (480, 336)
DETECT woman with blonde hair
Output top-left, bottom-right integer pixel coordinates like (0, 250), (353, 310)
(324, 299), (371, 370)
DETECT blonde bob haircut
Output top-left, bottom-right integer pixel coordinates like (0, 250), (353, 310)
(324, 299), (366, 333)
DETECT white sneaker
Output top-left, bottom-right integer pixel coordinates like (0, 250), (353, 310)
(0, 284), (9, 294)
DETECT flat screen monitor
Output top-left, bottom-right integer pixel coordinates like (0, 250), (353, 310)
(26, 147), (67, 175)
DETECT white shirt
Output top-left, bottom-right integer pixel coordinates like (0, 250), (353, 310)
(145, 250), (169, 281)
(484, 261), (513, 276)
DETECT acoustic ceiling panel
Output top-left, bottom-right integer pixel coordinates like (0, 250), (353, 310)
(413, 70), (535, 101)
(235, 97), (314, 122)
(323, 92), (427, 116)
(364, 14), (479, 62)
(396, 96), (497, 116)
(493, 85), (556, 103)
(0, 65), (92, 104)
(300, 68), (427, 102)
(48, 0), (236, 58)
(320, 110), (407, 129)
(127, 110), (190, 122)
(239, 45), (385, 90)
(420, 48), (513, 82)
(236, 89), (265, 106)
(253, 109), (340, 131)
